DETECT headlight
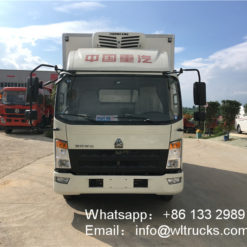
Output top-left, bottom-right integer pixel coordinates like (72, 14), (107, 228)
(166, 140), (182, 169)
(55, 139), (71, 169)
(0, 117), (5, 124)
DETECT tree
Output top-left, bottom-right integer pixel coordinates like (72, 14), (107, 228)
(220, 100), (241, 135)
(205, 101), (220, 134)
(182, 107), (195, 116)
(244, 104), (247, 114)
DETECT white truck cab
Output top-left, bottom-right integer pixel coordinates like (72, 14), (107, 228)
(27, 32), (205, 199)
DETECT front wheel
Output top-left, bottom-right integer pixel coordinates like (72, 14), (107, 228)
(63, 195), (80, 201)
(5, 128), (12, 134)
(237, 125), (242, 134)
(157, 195), (174, 201)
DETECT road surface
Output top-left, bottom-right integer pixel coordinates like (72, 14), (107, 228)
(0, 131), (247, 247)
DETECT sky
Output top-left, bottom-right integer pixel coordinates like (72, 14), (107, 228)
(0, 0), (247, 106)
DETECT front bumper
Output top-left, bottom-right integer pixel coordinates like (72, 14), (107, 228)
(53, 171), (184, 196)
(0, 116), (36, 127)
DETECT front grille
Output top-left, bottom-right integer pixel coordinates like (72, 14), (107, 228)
(5, 109), (15, 113)
(68, 149), (168, 175)
(5, 108), (26, 114)
(98, 35), (141, 49)
(19, 109), (26, 114)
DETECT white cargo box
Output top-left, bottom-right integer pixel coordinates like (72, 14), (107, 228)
(62, 32), (175, 72)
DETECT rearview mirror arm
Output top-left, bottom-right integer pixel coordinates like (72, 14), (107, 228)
(178, 68), (201, 83)
(28, 64), (59, 126)
(165, 68), (201, 83)
(176, 68), (204, 130)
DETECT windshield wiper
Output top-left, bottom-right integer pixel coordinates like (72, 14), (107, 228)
(57, 113), (97, 122)
(117, 114), (153, 122)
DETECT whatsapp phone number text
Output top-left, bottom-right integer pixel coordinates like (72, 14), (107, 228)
(163, 209), (246, 220)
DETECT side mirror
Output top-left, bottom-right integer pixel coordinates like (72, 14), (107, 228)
(26, 77), (40, 103)
(193, 82), (206, 106)
(25, 109), (38, 121)
(194, 111), (206, 121)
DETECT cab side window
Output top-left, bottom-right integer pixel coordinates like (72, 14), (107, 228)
(168, 77), (182, 121)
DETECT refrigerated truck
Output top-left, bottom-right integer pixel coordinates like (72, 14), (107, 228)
(27, 32), (206, 199)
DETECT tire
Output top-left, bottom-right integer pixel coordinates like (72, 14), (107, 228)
(37, 129), (44, 134)
(157, 195), (174, 201)
(237, 125), (242, 134)
(5, 129), (12, 134)
(63, 195), (80, 201)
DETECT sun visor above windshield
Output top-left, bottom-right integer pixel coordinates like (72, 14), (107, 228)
(66, 48), (170, 72)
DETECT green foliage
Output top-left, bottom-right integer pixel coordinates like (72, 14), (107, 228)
(221, 100), (241, 133)
(205, 101), (220, 128)
(213, 123), (225, 137)
(183, 107), (195, 115)
(244, 104), (247, 114)
(200, 123), (224, 139)
(214, 123), (224, 133)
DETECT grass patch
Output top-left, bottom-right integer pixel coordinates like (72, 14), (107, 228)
(202, 131), (225, 139)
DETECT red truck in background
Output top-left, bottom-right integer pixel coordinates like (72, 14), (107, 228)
(183, 117), (196, 133)
(0, 90), (3, 130)
(0, 89), (3, 111)
(0, 86), (53, 133)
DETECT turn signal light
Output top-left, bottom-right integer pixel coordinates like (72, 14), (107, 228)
(169, 141), (181, 150)
(56, 139), (68, 149)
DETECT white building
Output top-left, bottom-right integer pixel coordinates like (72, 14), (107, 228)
(0, 69), (57, 89)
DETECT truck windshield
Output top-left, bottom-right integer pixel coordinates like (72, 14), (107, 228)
(55, 75), (182, 124)
(2, 91), (26, 105)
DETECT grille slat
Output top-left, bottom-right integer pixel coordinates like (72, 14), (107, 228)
(99, 38), (118, 43)
(5, 109), (15, 113)
(121, 39), (140, 44)
(121, 36), (140, 39)
(6, 114), (25, 118)
(99, 35), (117, 40)
(99, 41), (117, 46)
(121, 45), (140, 49)
(96, 34), (142, 49)
(121, 42), (139, 47)
(99, 44), (118, 48)
(5, 108), (26, 114)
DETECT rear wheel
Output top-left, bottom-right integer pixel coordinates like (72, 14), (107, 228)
(237, 125), (242, 134)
